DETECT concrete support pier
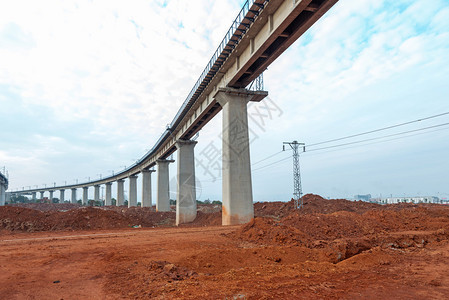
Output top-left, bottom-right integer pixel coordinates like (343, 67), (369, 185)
(60, 189), (65, 203)
(49, 190), (54, 202)
(141, 169), (155, 208)
(71, 188), (77, 204)
(32, 192), (36, 202)
(128, 175), (138, 207)
(94, 185), (100, 204)
(105, 183), (112, 206)
(40, 191), (44, 200)
(0, 185), (4, 206)
(117, 179), (125, 206)
(156, 159), (174, 212)
(176, 139), (198, 225)
(214, 88), (267, 225)
(83, 187), (88, 206)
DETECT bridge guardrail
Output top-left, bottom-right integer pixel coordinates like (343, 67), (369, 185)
(169, 0), (267, 131)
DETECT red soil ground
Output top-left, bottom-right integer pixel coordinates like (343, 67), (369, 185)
(1, 194), (449, 299)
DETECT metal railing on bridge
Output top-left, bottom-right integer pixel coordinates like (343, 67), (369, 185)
(169, 0), (268, 131)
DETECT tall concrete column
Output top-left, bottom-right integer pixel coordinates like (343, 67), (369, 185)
(176, 140), (198, 225)
(49, 190), (54, 202)
(141, 169), (155, 208)
(40, 191), (44, 200)
(0, 185), (5, 206)
(83, 187), (88, 206)
(128, 175), (138, 207)
(105, 182), (112, 206)
(156, 159), (174, 212)
(5, 192), (10, 205)
(214, 88), (267, 225)
(117, 179), (125, 206)
(94, 185), (100, 204)
(71, 188), (77, 204)
(60, 189), (65, 203)
(32, 192), (36, 202)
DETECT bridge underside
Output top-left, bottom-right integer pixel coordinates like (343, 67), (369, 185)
(230, 0), (338, 87)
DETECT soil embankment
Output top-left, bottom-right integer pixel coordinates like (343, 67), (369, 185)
(1, 194), (449, 299)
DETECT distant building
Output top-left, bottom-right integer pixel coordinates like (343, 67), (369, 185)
(354, 194), (372, 202)
(380, 196), (440, 204)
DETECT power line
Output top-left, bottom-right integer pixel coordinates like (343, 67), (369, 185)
(202, 122), (449, 182)
(252, 154), (292, 172)
(306, 122), (449, 152)
(307, 111), (449, 147)
(200, 114), (449, 184)
(302, 126), (449, 157)
(200, 149), (292, 182)
(249, 119), (449, 188)
(252, 150), (289, 166)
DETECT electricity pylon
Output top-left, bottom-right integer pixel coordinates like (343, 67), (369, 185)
(283, 141), (305, 209)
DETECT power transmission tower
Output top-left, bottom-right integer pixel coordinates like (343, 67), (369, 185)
(283, 141), (305, 209)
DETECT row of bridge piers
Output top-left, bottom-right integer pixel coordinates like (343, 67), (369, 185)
(5, 88), (267, 226)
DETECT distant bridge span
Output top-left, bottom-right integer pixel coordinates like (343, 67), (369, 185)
(9, 0), (338, 225)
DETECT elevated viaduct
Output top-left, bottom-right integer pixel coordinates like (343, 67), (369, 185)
(8, 0), (338, 225)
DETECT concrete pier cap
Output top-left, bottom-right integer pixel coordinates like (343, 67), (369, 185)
(175, 139), (198, 225)
(214, 87), (268, 226)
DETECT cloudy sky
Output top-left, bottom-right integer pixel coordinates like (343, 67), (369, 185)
(1, 0), (448, 202)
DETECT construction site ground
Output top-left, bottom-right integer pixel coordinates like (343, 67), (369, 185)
(1, 194), (449, 299)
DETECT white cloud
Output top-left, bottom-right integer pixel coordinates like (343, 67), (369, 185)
(1, 0), (448, 199)
(0, 0), (240, 138)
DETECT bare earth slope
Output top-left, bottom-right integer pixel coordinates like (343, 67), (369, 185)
(1, 194), (449, 299)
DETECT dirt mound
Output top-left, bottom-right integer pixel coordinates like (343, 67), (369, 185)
(104, 206), (175, 227)
(253, 194), (382, 219)
(254, 201), (295, 219)
(301, 194), (382, 214)
(4, 195), (449, 237)
(0, 206), (133, 232)
(51, 207), (139, 230)
(10, 203), (81, 211)
(183, 211), (222, 227)
(230, 196), (449, 253)
(232, 217), (310, 245)
(147, 261), (198, 281)
(4, 194), (449, 299)
(0, 206), (48, 232)
(0, 205), (176, 233)
(197, 204), (221, 214)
